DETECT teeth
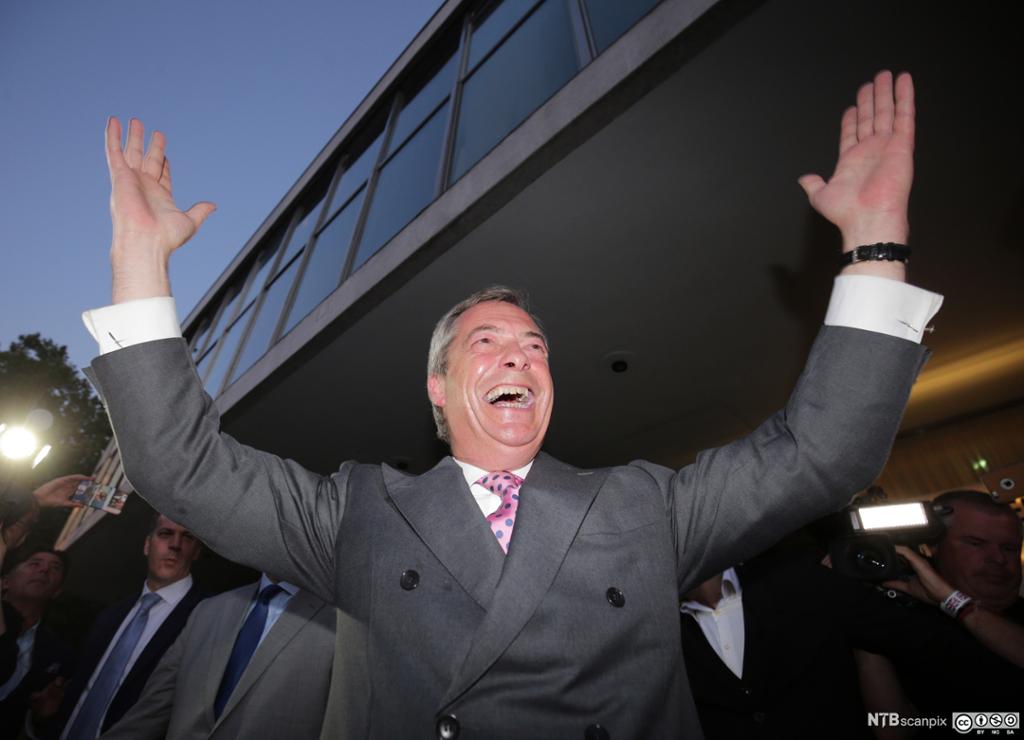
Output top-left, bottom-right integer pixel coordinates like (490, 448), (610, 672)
(486, 385), (530, 404)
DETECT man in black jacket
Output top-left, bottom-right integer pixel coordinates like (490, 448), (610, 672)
(0, 547), (76, 739)
(35, 513), (205, 740)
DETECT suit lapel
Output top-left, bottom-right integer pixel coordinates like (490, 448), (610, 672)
(384, 457), (505, 611)
(215, 590), (324, 724)
(440, 453), (608, 708)
(126, 585), (201, 679)
(203, 584), (257, 719)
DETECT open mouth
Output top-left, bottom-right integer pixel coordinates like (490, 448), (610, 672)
(485, 385), (533, 408)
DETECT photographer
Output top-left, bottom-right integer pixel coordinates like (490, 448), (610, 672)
(883, 490), (1024, 668)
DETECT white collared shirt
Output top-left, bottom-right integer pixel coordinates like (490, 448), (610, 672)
(245, 574), (298, 645)
(453, 459), (533, 516)
(680, 567), (746, 678)
(60, 574), (194, 740)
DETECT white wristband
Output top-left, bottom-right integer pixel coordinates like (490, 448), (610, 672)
(939, 590), (973, 618)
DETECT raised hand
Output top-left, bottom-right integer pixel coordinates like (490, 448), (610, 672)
(106, 117), (216, 303)
(33, 473), (91, 508)
(799, 71), (914, 279)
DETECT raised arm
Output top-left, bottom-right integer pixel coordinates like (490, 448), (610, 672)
(799, 70), (915, 282)
(105, 117), (216, 302)
(90, 121), (341, 601)
(650, 72), (930, 589)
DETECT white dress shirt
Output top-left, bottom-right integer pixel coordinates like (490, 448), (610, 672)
(245, 574), (298, 645)
(453, 459), (533, 516)
(680, 567), (746, 678)
(60, 574), (194, 740)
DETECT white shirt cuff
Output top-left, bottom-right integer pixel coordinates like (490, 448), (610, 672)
(82, 297), (182, 355)
(824, 275), (943, 344)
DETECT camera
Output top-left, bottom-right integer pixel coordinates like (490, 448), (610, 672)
(824, 501), (946, 580)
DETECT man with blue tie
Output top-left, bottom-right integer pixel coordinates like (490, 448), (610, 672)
(34, 514), (205, 739)
(99, 574), (335, 740)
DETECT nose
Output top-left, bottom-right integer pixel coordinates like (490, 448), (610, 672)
(169, 534), (183, 551)
(501, 343), (530, 370)
(984, 544), (1007, 565)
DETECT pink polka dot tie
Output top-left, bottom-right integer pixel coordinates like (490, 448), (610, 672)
(477, 471), (523, 554)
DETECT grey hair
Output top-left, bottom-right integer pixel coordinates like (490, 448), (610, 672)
(427, 286), (546, 444)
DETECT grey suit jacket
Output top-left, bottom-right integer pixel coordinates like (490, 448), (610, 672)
(89, 326), (927, 740)
(99, 583), (335, 740)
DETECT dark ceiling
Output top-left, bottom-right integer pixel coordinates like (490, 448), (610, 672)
(221, 0), (1024, 476)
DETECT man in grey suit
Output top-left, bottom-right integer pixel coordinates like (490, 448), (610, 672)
(83, 71), (941, 738)
(100, 575), (335, 740)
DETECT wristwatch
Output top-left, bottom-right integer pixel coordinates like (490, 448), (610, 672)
(839, 242), (911, 268)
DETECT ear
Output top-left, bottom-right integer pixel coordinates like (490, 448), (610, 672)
(143, 536), (150, 558)
(427, 375), (447, 408)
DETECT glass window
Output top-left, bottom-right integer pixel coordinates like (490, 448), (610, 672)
(585, 0), (660, 52)
(196, 342), (216, 380)
(283, 189), (366, 335)
(204, 283), (242, 349)
(352, 103), (448, 271)
(244, 243), (281, 307)
(190, 316), (211, 358)
(450, 0), (578, 183)
(282, 194), (325, 265)
(333, 132), (383, 215)
(468, 0), (537, 70)
(229, 256), (301, 384)
(389, 51), (457, 153)
(202, 304), (252, 396)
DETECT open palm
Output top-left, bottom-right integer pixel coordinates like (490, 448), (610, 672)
(106, 118), (215, 298)
(799, 71), (915, 249)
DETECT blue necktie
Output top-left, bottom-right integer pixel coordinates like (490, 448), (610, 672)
(65, 591), (162, 739)
(214, 584), (282, 718)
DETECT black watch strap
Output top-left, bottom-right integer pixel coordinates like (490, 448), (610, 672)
(839, 242), (911, 268)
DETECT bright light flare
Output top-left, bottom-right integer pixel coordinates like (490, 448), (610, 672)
(0, 426), (39, 460)
(856, 502), (929, 531)
(32, 444), (53, 469)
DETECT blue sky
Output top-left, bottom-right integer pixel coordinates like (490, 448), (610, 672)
(0, 0), (441, 373)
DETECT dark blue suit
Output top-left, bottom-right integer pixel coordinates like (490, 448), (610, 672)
(44, 582), (205, 738)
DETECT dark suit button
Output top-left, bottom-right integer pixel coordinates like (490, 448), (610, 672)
(752, 711), (767, 723)
(400, 569), (420, 590)
(605, 587), (625, 608)
(741, 687), (753, 696)
(437, 714), (459, 739)
(585, 724), (610, 740)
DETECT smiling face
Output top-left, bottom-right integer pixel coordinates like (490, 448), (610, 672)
(427, 300), (553, 471)
(143, 515), (201, 591)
